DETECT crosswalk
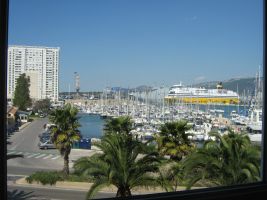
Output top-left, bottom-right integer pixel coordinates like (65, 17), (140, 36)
(7, 150), (61, 160)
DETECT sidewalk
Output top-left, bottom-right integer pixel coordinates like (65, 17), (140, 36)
(69, 147), (100, 160)
(15, 177), (197, 194)
(18, 121), (31, 131)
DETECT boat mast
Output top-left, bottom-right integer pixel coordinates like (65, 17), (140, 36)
(162, 85), (165, 122)
(68, 84), (71, 99)
(239, 83), (241, 114)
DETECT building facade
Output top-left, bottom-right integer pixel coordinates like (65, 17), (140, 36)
(7, 45), (60, 102)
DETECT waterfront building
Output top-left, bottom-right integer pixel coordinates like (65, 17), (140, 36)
(7, 45), (60, 102)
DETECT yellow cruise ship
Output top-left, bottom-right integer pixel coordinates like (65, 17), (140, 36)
(165, 82), (239, 104)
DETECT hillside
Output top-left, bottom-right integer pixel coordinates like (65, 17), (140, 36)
(192, 77), (261, 95)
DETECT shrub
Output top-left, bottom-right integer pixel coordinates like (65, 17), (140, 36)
(65, 174), (89, 182)
(26, 171), (63, 185)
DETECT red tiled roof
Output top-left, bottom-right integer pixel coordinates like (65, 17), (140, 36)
(7, 106), (18, 115)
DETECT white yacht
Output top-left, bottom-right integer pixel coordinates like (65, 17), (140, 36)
(246, 108), (262, 134)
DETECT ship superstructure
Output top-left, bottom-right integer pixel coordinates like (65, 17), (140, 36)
(165, 82), (239, 104)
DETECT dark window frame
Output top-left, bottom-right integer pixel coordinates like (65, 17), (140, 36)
(1, 0), (266, 199)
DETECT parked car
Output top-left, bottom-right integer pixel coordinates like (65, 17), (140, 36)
(40, 135), (51, 142)
(38, 140), (56, 150)
(38, 131), (50, 139)
(43, 124), (56, 132)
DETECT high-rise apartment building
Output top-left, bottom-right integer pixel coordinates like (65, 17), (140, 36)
(7, 45), (60, 102)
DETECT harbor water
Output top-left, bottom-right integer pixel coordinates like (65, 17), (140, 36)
(78, 113), (105, 139)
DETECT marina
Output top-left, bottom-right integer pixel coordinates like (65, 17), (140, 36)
(75, 95), (262, 144)
(73, 72), (263, 145)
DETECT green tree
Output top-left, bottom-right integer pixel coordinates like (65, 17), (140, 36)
(156, 160), (185, 192)
(103, 116), (133, 135)
(156, 120), (194, 161)
(183, 130), (261, 188)
(49, 104), (81, 176)
(13, 73), (32, 111)
(74, 132), (161, 199)
(33, 99), (51, 115)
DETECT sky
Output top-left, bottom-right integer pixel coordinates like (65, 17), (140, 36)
(8, 0), (263, 92)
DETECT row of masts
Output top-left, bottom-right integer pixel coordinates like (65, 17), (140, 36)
(70, 71), (263, 143)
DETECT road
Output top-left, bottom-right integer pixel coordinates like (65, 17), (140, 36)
(6, 118), (104, 199)
(8, 184), (114, 199)
(7, 118), (63, 175)
(8, 118), (56, 153)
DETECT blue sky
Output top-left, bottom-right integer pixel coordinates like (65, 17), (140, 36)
(8, 0), (263, 91)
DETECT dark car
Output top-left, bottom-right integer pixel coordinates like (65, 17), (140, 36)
(38, 131), (50, 139)
(40, 135), (51, 142)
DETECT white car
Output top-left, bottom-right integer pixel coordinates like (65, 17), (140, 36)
(38, 140), (56, 150)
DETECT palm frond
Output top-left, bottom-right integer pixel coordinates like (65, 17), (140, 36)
(86, 179), (111, 199)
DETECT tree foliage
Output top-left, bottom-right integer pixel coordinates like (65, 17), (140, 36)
(103, 116), (133, 135)
(183, 130), (261, 188)
(33, 99), (51, 114)
(49, 104), (81, 176)
(74, 116), (162, 199)
(13, 73), (32, 110)
(156, 120), (195, 161)
(156, 160), (186, 192)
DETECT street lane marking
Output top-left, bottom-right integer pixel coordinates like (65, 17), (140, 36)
(51, 155), (61, 160)
(42, 154), (54, 159)
(35, 154), (47, 158)
(7, 151), (16, 155)
(7, 150), (60, 160)
(26, 153), (41, 158)
(9, 145), (17, 151)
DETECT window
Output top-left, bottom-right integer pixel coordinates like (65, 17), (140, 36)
(1, 0), (267, 200)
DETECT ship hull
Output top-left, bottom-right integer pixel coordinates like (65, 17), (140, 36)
(165, 96), (239, 104)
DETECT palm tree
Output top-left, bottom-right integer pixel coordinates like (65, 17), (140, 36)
(103, 116), (133, 135)
(157, 160), (185, 192)
(183, 130), (261, 188)
(49, 104), (81, 176)
(74, 133), (161, 199)
(156, 120), (194, 161)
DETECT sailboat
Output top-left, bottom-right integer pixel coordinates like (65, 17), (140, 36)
(246, 67), (263, 143)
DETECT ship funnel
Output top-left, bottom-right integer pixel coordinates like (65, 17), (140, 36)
(217, 82), (223, 89)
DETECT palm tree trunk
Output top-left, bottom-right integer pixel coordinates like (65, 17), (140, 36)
(116, 186), (132, 197)
(63, 152), (69, 176)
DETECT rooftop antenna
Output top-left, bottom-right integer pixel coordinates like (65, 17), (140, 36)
(74, 72), (80, 98)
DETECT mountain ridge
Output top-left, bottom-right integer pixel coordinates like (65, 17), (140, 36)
(191, 77), (262, 95)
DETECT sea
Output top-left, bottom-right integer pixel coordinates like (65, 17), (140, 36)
(78, 104), (249, 139)
(78, 114), (105, 139)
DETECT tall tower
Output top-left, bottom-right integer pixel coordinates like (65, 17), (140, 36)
(74, 72), (80, 98)
(7, 45), (60, 102)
